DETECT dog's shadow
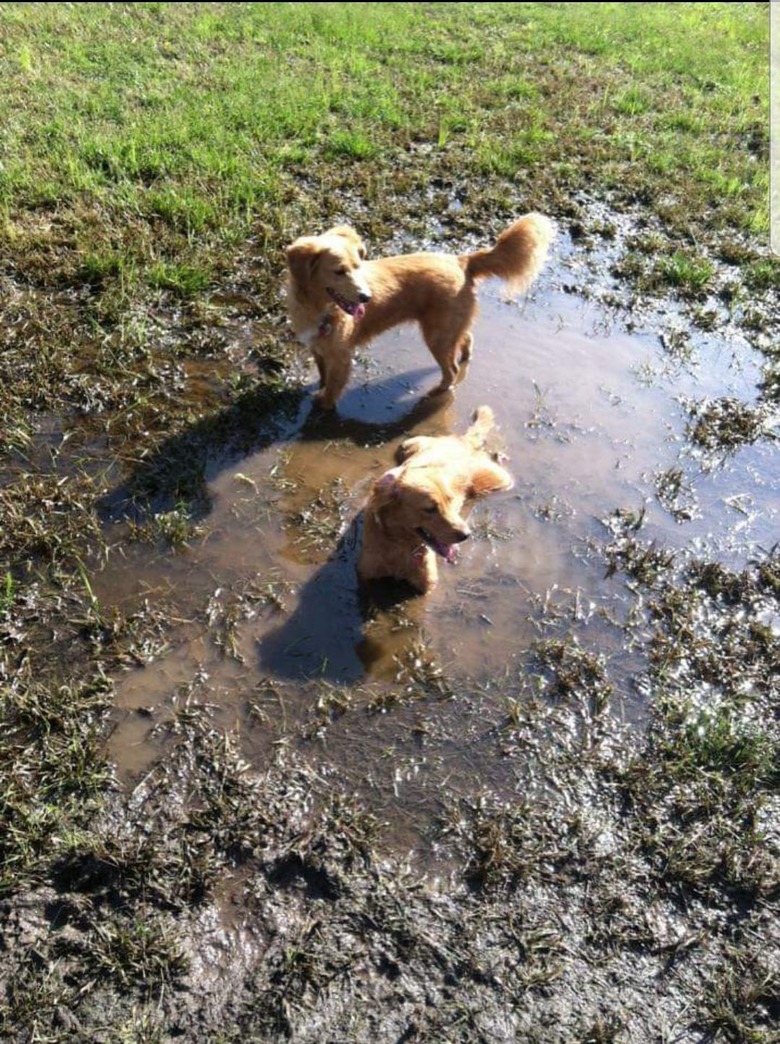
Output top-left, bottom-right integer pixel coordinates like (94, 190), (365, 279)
(97, 379), (306, 525)
(97, 360), (465, 527)
(295, 361), (469, 447)
(257, 514), (429, 683)
(95, 356), (463, 683)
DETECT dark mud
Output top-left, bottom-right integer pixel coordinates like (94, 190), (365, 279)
(2, 222), (779, 1040)
(102, 250), (777, 763)
(0, 244), (763, 1038)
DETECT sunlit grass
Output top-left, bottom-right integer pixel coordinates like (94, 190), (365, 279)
(0, 2), (769, 263)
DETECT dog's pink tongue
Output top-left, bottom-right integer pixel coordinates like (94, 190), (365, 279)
(354, 303), (366, 321)
(445, 545), (458, 565)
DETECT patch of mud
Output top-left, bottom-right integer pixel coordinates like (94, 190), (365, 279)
(99, 254), (778, 858)
(3, 240), (778, 1043)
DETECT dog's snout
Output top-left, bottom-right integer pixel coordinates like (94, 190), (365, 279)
(358, 291), (371, 303)
(453, 529), (470, 543)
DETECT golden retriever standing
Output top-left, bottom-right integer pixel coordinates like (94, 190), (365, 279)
(358, 406), (513, 593)
(286, 215), (554, 409)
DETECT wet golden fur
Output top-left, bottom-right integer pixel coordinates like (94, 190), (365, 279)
(286, 215), (554, 409)
(358, 406), (513, 593)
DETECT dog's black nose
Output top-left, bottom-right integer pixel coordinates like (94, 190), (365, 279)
(453, 529), (470, 543)
(358, 292), (371, 303)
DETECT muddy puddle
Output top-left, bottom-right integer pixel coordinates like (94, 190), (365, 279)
(101, 264), (778, 852)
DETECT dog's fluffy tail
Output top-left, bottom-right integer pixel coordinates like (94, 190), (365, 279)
(463, 213), (555, 294)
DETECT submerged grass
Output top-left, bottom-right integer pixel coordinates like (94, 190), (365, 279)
(0, 2), (777, 1039)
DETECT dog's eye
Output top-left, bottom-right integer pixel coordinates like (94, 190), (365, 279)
(423, 505), (438, 515)
(335, 267), (347, 276)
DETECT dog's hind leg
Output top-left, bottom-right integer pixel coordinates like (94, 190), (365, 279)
(422, 306), (475, 393)
(421, 324), (460, 393)
(426, 335), (465, 394)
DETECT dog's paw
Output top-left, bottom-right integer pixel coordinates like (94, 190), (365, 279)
(459, 333), (474, 361)
(312, 390), (337, 410)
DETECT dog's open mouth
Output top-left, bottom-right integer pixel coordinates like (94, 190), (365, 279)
(416, 527), (458, 564)
(327, 287), (366, 320)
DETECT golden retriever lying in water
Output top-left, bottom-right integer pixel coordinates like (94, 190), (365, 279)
(358, 406), (513, 593)
(286, 215), (554, 409)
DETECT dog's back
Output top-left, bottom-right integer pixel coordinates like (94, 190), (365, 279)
(286, 215), (555, 409)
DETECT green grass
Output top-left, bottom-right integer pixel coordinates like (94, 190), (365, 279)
(0, 3), (770, 260)
(146, 259), (212, 295)
(656, 251), (715, 292)
(0, 572), (14, 618)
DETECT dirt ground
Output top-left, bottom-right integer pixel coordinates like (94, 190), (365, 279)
(3, 215), (779, 1041)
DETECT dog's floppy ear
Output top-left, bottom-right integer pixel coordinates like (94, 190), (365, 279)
(370, 466), (403, 516)
(326, 225), (367, 260)
(469, 459), (514, 497)
(286, 238), (321, 287)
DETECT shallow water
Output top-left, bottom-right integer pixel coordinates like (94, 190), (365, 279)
(102, 271), (778, 846)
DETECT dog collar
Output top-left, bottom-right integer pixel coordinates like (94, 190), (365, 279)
(318, 313), (334, 338)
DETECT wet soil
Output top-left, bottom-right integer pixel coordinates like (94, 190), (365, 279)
(2, 237), (778, 1041)
(99, 247), (778, 858)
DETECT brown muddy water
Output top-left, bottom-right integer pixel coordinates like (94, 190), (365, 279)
(102, 265), (778, 853)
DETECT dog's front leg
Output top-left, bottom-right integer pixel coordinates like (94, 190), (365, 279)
(314, 345), (352, 410)
(409, 554), (438, 594)
(311, 349), (327, 389)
